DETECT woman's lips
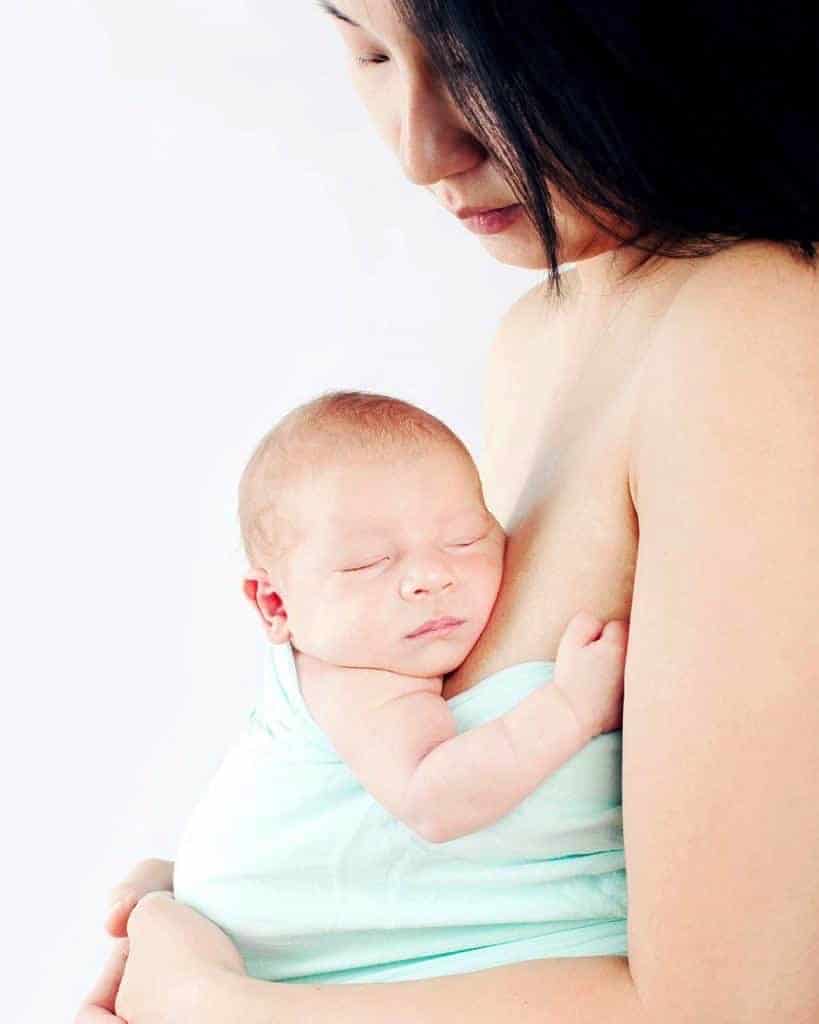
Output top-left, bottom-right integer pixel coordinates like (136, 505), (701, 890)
(459, 204), (523, 235)
(406, 617), (466, 639)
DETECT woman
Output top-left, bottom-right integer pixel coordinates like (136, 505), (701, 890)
(77, 1), (818, 1020)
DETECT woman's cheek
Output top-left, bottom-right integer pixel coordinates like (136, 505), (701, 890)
(349, 74), (400, 156)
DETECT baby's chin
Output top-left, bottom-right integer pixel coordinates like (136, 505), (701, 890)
(326, 645), (468, 681)
(392, 640), (474, 680)
(316, 630), (477, 679)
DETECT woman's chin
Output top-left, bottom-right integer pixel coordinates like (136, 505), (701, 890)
(477, 231), (552, 270)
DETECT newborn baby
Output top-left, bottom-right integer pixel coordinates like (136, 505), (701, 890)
(174, 390), (629, 984)
(238, 390), (625, 842)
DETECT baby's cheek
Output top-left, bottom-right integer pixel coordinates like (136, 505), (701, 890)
(470, 558), (504, 628)
(479, 551), (504, 597)
(300, 596), (348, 651)
(323, 599), (379, 660)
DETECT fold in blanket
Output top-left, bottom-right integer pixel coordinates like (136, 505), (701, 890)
(174, 642), (627, 984)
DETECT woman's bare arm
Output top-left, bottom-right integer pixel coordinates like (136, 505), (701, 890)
(620, 251), (819, 1019)
(200, 955), (641, 1023)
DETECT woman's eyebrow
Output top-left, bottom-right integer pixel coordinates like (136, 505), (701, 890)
(315, 1), (360, 28)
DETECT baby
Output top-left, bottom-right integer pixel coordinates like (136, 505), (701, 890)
(173, 388), (629, 983)
(236, 389), (626, 843)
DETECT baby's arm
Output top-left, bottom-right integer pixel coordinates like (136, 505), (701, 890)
(322, 611), (627, 843)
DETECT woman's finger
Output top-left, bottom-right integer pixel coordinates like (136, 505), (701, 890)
(106, 858), (174, 937)
(74, 938), (129, 1023)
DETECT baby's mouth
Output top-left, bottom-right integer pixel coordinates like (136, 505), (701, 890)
(406, 617), (466, 639)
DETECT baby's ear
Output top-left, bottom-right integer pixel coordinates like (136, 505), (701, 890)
(242, 570), (290, 644)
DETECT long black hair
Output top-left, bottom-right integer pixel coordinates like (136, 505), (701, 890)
(392, 0), (817, 300)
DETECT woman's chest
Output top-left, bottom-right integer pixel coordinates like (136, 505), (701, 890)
(443, 280), (670, 697)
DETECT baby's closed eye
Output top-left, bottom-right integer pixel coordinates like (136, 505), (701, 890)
(341, 558), (388, 572)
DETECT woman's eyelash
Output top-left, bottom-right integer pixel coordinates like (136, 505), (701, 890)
(354, 53), (467, 74)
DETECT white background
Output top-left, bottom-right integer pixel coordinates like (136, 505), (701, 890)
(2, 2), (537, 1020)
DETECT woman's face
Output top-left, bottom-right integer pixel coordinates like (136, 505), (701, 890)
(318, 0), (611, 270)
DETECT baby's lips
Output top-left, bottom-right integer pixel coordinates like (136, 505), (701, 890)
(406, 616), (466, 638)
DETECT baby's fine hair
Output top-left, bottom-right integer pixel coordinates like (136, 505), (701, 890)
(238, 390), (474, 567)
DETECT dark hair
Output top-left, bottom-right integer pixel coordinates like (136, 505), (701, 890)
(392, 0), (817, 301)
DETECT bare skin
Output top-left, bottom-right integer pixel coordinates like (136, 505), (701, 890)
(443, 255), (701, 697)
(78, 241), (819, 1024)
(81, 260), (661, 1017)
(75, 0), (819, 1014)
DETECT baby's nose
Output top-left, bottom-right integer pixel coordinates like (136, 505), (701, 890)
(400, 563), (455, 599)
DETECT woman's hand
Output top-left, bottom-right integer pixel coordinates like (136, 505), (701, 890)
(75, 939), (130, 1023)
(106, 858), (175, 938)
(114, 892), (247, 1023)
(75, 858), (175, 1023)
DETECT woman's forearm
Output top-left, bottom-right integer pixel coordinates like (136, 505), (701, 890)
(201, 956), (647, 1024)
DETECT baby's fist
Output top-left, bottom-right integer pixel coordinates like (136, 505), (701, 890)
(553, 611), (628, 737)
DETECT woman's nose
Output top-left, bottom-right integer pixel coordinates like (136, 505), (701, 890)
(397, 68), (485, 187)
(399, 558), (456, 600)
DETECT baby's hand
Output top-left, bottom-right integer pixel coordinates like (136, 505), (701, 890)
(552, 610), (628, 738)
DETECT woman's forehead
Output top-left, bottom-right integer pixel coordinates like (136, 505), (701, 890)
(317, 0), (409, 42)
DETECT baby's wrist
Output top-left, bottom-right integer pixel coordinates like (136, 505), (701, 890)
(552, 677), (596, 741)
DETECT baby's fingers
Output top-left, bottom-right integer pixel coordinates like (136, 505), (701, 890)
(106, 858), (174, 938)
(600, 619), (629, 652)
(557, 610), (605, 655)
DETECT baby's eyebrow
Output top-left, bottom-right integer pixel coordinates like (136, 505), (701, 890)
(315, 1), (360, 29)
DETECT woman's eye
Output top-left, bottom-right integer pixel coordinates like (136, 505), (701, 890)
(355, 53), (389, 66)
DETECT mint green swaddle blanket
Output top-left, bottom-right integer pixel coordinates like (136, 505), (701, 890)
(173, 642), (627, 984)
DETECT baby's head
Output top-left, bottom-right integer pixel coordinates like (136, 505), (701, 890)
(239, 391), (505, 678)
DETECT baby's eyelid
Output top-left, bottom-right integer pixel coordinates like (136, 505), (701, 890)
(342, 556), (388, 572)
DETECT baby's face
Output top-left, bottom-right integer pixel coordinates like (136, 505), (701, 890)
(276, 445), (505, 678)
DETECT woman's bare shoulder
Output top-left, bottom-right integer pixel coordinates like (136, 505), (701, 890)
(620, 242), (819, 1017)
(494, 277), (565, 347)
(668, 240), (817, 365)
(632, 240), (817, 493)
(675, 238), (817, 313)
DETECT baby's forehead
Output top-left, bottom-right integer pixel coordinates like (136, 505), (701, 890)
(313, 499), (491, 541)
(280, 437), (484, 519)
